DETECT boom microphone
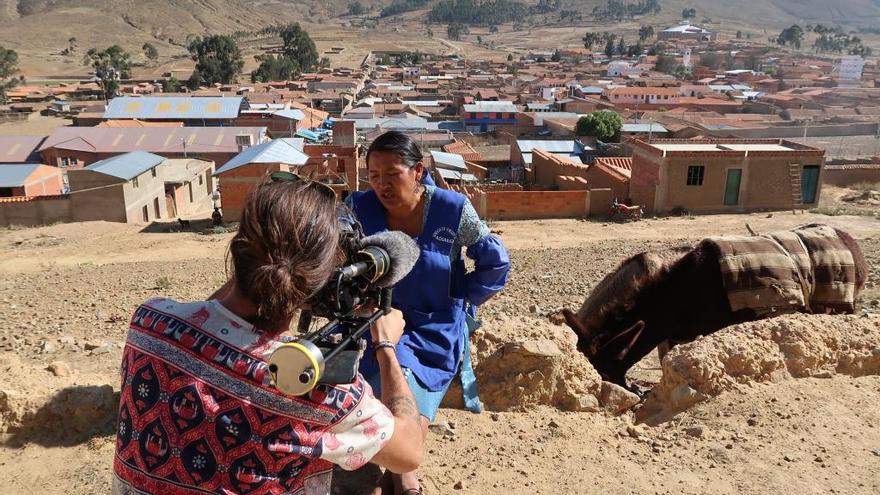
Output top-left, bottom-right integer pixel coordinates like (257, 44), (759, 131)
(349, 231), (419, 288)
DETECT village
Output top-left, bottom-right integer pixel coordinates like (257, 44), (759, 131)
(1, 20), (879, 226)
(1, 11), (879, 495)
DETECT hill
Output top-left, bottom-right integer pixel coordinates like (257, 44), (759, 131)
(1, 0), (879, 76)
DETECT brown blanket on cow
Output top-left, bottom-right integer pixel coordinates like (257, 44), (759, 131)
(707, 224), (856, 316)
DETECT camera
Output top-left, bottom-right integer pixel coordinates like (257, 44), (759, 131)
(268, 205), (419, 396)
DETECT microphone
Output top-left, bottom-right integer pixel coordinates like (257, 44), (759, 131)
(342, 231), (419, 288)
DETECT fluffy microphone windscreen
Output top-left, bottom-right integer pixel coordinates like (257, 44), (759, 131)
(358, 231), (420, 287)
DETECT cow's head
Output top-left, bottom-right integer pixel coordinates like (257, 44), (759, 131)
(562, 247), (690, 386)
(563, 307), (646, 386)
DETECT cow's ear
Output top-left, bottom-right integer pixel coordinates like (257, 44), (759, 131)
(562, 308), (590, 336)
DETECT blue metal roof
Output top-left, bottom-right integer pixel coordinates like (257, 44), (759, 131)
(83, 151), (164, 180)
(214, 139), (308, 175)
(0, 164), (45, 187)
(103, 96), (244, 120)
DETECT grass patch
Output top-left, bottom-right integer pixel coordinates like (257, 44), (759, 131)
(810, 207), (879, 218)
(155, 276), (174, 291)
(851, 181), (880, 193)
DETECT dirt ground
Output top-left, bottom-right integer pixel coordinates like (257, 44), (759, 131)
(0, 206), (878, 494)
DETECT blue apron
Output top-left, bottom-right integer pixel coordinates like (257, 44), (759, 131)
(351, 189), (480, 410)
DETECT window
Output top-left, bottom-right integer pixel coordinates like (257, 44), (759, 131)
(154, 197), (161, 219)
(71, 157), (79, 166)
(60, 157), (69, 167)
(198, 174), (203, 185)
(686, 165), (705, 186)
(142, 205), (149, 222)
(132, 176), (139, 188)
(151, 167), (157, 178)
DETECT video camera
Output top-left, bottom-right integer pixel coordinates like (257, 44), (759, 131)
(268, 205), (419, 396)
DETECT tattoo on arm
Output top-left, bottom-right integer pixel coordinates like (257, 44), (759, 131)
(387, 395), (421, 423)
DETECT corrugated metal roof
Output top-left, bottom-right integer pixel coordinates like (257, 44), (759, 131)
(273, 109), (306, 120)
(0, 136), (46, 163)
(430, 151), (467, 171)
(622, 123), (668, 133)
(517, 140), (580, 154)
(437, 168), (477, 181)
(0, 164), (45, 187)
(84, 151), (165, 180)
(463, 101), (518, 113)
(39, 127), (267, 154)
(104, 96), (244, 120)
(214, 138), (308, 175)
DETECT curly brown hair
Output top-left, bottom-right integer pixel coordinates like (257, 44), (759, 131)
(229, 179), (340, 331)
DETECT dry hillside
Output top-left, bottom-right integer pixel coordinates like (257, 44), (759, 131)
(1, 0), (879, 76)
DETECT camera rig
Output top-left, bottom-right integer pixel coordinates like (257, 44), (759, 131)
(268, 206), (402, 396)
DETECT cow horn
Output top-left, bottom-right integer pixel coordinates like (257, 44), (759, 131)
(616, 320), (646, 361)
(562, 308), (590, 336)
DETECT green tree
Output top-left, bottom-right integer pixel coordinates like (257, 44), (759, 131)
(280, 23), (319, 72)
(575, 111), (623, 141)
(142, 42), (159, 63)
(617, 36), (626, 55)
(348, 1), (367, 15)
(736, 30), (743, 39)
(187, 35), (243, 87)
(682, 7), (696, 18)
(0, 45), (19, 104)
(638, 25), (654, 42)
(319, 56), (331, 68)
(604, 36), (615, 58)
(162, 76), (184, 93)
(83, 45), (132, 100)
(251, 54), (300, 82)
(551, 49), (561, 62)
(583, 31), (600, 49)
(447, 23), (468, 41)
(655, 54), (677, 73)
(777, 24), (804, 50)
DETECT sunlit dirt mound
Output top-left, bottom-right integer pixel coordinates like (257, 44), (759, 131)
(638, 314), (880, 424)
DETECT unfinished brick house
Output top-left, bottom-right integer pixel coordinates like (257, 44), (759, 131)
(629, 139), (826, 214)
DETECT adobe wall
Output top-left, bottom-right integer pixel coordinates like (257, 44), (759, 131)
(557, 176), (588, 191)
(531, 149), (589, 187)
(474, 190), (591, 220)
(215, 163), (289, 221)
(0, 197), (73, 227)
(822, 167), (880, 187)
(23, 167), (65, 196)
(585, 166), (629, 200)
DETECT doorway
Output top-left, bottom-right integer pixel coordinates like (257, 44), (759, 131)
(723, 169), (742, 206)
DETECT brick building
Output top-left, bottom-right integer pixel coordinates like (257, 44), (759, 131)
(629, 139), (826, 214)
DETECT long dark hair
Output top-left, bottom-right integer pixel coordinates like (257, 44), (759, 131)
(229, 180), (340, 331)
(366, 131), (423, 168)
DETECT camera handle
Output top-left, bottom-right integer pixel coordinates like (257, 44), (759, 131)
(269, 288), (394, 396)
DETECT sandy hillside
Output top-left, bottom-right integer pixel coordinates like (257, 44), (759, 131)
(0, 209), (879, 494)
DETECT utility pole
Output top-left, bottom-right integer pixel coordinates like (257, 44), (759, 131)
(182, 139), (187, 158)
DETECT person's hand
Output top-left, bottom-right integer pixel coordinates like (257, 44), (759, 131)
(370, 309), (405, 345)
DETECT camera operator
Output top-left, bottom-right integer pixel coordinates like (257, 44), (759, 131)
(112, 179), (423, 495)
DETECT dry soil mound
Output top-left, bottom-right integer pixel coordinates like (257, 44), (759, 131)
(443, 314), (606, 412)
(639, 314), (880, 424)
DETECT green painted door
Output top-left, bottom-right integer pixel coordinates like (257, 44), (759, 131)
(723, 169), (742, 206)
(801, 165), (820, 204)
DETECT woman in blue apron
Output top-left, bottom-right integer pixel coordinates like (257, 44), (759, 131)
(348, 131), (510, 494)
